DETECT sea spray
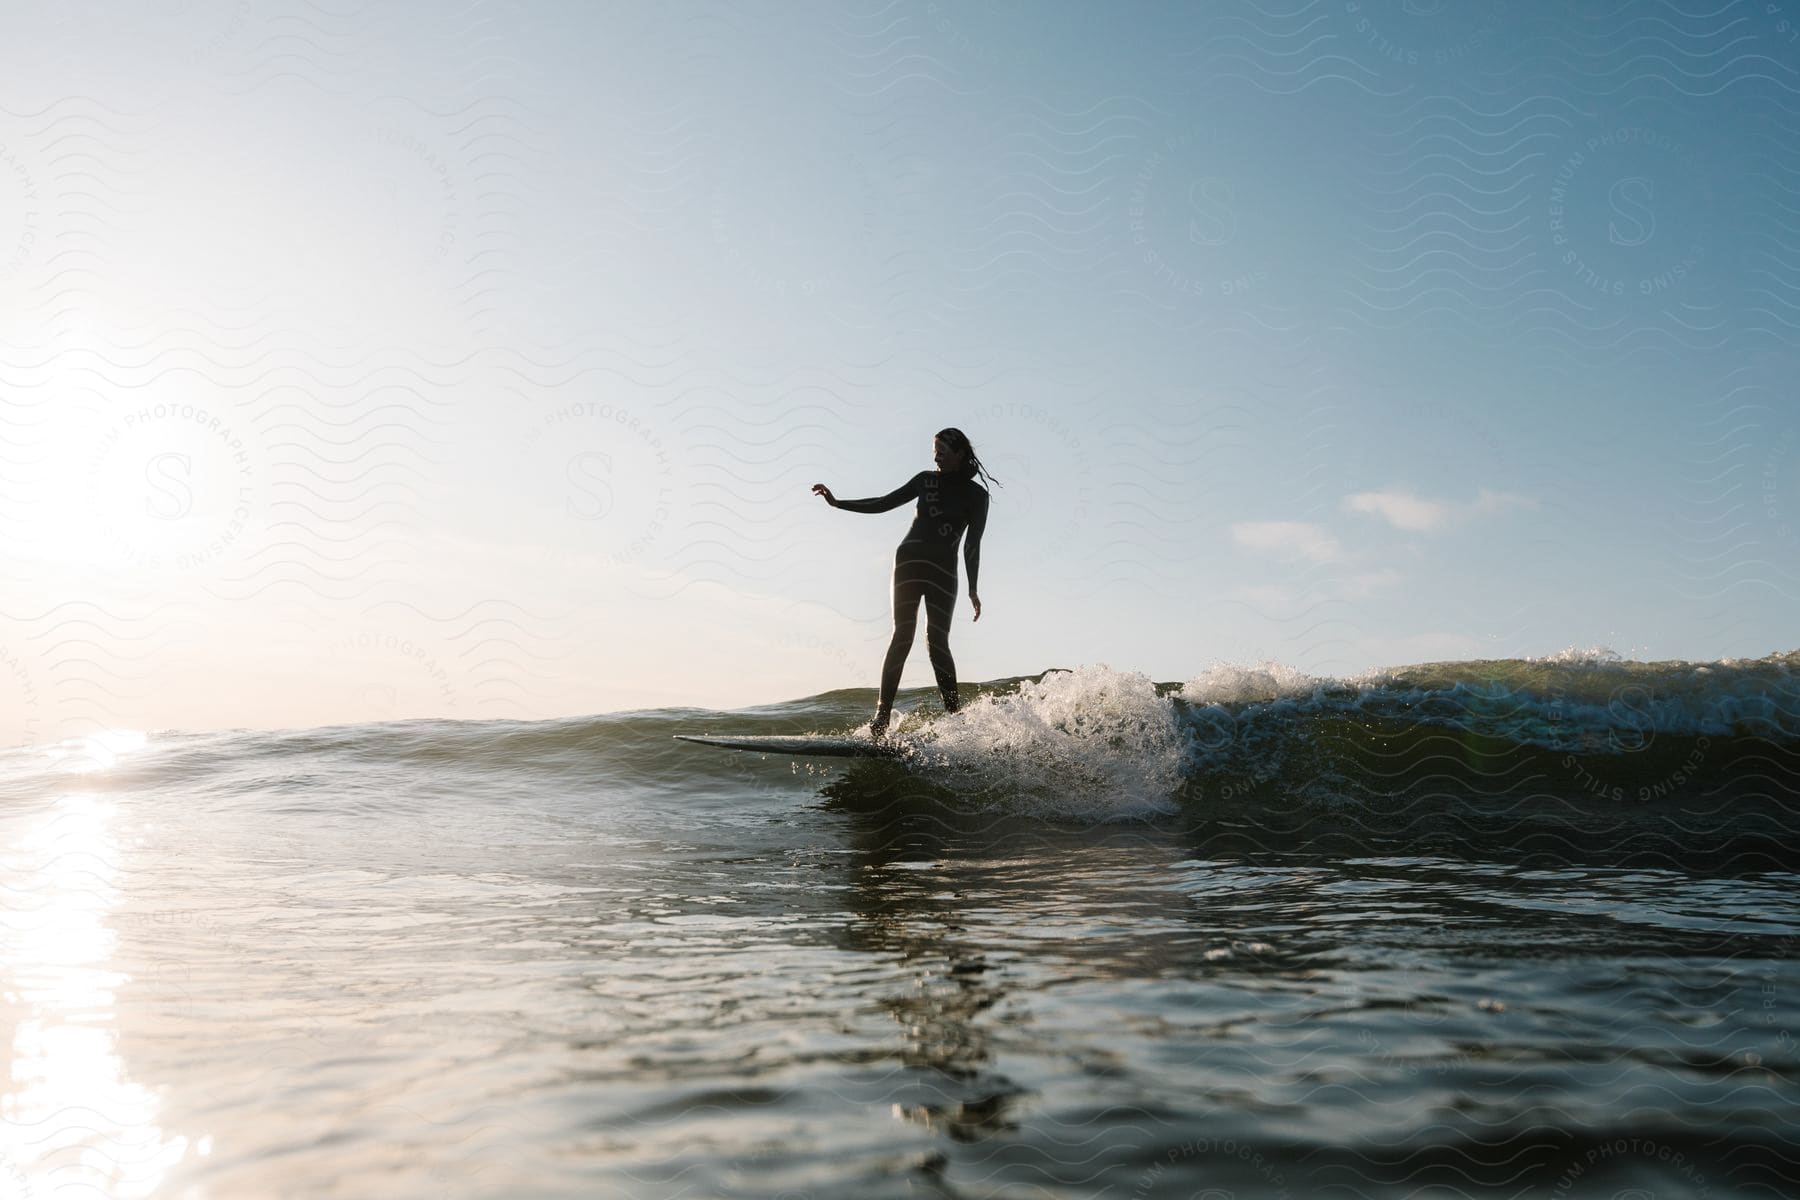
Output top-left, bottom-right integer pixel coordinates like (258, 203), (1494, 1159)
(1180, 660), (1325, 705)
(906, 664), (1193, 818)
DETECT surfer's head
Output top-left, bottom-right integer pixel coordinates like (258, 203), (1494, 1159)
(933, 430), (969, 475)
(934, 427), (1001, 489)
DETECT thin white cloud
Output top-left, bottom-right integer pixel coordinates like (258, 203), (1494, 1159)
(1343, 489), (1451, 532)
(1230, 520), (1344, 563)
(1344, 486), (1537, 533)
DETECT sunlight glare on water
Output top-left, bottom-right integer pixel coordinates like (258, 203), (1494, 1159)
(0, 789), (192, 1199)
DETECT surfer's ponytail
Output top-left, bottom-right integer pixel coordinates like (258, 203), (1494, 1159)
(936, 426), (1002, 490)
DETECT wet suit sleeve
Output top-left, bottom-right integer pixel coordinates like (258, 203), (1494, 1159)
(965, 486), (989, 596)
(833, 472), (923, 514)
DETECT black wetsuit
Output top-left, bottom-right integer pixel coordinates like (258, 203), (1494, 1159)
(835, 471), (989, 715)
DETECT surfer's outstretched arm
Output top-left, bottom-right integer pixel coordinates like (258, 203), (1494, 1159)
(813, 472), (924, 514)
(965, 486), (989, 621)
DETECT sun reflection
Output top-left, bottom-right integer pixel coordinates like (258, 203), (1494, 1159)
(1, 790), (189, 1197)
(37, 729), (149, 774)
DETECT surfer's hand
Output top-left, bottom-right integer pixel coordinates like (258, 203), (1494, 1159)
(811, 483), (837, 507)
(971, 593), (982, 622)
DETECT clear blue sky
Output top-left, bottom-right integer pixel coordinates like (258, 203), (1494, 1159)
(1, 0), (1796, 738)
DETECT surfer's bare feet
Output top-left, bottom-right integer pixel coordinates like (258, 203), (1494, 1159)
(870, 707), (891, 740)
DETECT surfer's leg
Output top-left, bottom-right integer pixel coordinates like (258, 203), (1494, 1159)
(922, 565), (958, 713)
(875, 566), (922, 735)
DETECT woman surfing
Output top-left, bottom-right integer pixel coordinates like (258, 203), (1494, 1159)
(812, 428), (998, 739)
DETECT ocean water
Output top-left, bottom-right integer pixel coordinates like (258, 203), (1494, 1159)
(3, 651), (1798, 1199)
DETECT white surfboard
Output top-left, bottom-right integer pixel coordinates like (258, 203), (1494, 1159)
(672, 733), (901, 759)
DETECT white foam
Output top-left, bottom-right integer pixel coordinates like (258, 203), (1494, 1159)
(907, 664), (1190, 819)
(1527, 645), (1626, 667)
(1178, 661), (1325, 705)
